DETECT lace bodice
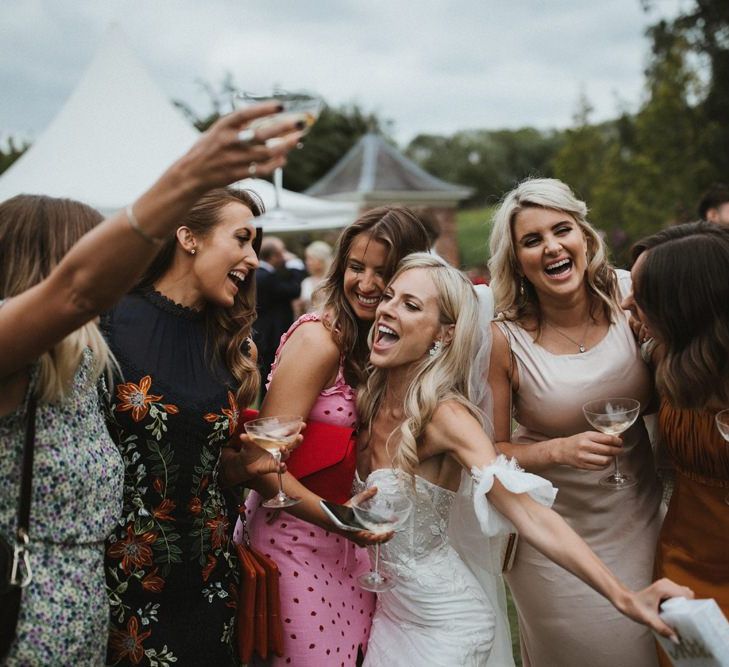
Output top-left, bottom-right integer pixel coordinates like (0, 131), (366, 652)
(355, 469), (456, 583)
(359, 459), (556, 666)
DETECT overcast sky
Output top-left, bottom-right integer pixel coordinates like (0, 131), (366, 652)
(1, 0), (687, 147)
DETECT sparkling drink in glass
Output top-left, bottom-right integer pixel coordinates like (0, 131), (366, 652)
(234, 89), (323, 227)
(582, 398), (641, 490)
(351, 491), (412, 592)
(245, 415), (303, 508)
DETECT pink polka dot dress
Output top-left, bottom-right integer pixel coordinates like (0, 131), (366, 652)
(243, 314), (376, 665)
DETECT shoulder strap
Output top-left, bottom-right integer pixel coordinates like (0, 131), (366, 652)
(17, 392), (37, 537)
(497, 320), (516, 439)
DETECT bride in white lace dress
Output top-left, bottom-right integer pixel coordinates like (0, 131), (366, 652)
(355, 254), (690, 666)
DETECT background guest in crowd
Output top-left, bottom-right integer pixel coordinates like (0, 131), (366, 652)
(697, 182), (729, 225)
(294, 239), (333, 316)
(0, 102), (301, 665)
(253, 235), (306, 394)
(624, 221), (729, 666)
(487, 178), (663, 667)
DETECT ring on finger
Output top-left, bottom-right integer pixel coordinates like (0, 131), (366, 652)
(248, 162), (257, 177)
(237, 128), (257, 145)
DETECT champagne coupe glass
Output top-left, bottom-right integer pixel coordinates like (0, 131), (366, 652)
(582, 398), (641, 490)
(351, 491), (412, 593)
(715, 409), (729, 505)
(244, 415), (303, 509)
(235, 89), (323, 227)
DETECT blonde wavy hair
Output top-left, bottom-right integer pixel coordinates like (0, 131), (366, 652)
(488, 178), (621, 328)
(0, 194), (114, 403)
(357, 253), (482, 478)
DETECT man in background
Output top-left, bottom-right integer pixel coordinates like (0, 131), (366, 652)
(253, 236), (305, 397)
(698, 183), (729, 225)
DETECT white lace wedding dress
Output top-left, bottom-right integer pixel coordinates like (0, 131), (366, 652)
(356, 457), (557, 667)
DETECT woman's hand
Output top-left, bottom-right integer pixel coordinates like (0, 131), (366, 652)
(178, 102), (305, 196)
(554, 432), (623, 470)
(220, 431), (303, 485)
(337, 487), (394, 548)
(617, 579), (694, 644)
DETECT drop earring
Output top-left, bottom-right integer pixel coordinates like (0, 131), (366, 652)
(519, 277), (525, 297)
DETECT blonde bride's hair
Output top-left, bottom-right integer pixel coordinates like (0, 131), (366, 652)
(357, 253), (483, 478)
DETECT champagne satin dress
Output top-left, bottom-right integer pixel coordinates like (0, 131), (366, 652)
(654, 401), (729, 666)
(498, 311), (663, 667)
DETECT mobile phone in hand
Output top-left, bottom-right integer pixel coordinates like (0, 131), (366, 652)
(320, 500), (366, 532)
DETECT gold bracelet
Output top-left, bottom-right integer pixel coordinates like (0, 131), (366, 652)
(125, 205), (165, 246)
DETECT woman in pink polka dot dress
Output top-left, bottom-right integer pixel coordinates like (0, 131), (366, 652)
(238, 207), (431, 665)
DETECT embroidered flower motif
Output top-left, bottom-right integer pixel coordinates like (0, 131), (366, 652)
(141, 567), (165, 593)
(107, 525), (156, 574)
(203, 391), (239, 435)
(188, 497), (202, 515)
(152, 498), (175, 522)
(202, 554), (217, 582)
(152, 477), (165, 496)
(206, 516), (230, 550)
(115, 376), (163, 422)
(109, 615), (152, 664)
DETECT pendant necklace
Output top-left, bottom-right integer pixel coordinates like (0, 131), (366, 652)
(546, 318), (591, 353)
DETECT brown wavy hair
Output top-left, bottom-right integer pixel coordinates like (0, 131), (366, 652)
(136, 187), (263, 408)
(317, 206), (432, 385)
(0, 194), (113, 402)
(631, 221), (729, 409)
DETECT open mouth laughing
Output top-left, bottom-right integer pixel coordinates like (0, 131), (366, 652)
(374, 323), (400, 350)
(356, 293), (380, 308)
(544, 257), (573, 279)
(227, 270), (247, 289)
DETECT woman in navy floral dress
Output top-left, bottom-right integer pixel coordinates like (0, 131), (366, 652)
(103, 188), (266, 666)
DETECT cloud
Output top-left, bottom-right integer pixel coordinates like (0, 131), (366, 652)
(0, 0), (685, 145)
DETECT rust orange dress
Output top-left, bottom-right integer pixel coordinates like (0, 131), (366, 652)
(655, 400), (729, 666)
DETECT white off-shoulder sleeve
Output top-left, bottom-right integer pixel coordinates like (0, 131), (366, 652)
(471, 454), (558, 536)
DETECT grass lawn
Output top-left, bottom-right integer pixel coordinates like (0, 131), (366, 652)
(507, 586), (522, 666)
(455, 206), (494, 269)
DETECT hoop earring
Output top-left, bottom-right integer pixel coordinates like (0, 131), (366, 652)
(429, 340), (443, 357)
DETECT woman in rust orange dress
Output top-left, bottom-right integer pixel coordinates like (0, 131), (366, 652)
(624, 221), (729, 665)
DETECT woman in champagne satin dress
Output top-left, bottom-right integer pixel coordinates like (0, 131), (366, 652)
(488, 179), (664, 666)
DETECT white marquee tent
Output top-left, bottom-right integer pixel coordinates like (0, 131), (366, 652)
(0, 25), (357, 231)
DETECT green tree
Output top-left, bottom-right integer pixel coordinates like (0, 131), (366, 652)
(406, 127), (563, 206)
(552, 95), (611, 205)
(0, 137), (29, 176)
(174, 77), (390, 193)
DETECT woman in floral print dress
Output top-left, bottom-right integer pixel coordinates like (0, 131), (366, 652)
(103, 188), (268, 666)
(0, 104), (298, 665)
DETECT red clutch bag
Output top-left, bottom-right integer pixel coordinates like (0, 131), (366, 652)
(235, 410), (356, 504)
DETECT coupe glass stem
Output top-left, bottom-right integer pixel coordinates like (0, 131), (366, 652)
(273, 167), (283, 210)
(272, 449), (285, 497)
(373, 544), (381, 580)
(613, 456), (622, 480)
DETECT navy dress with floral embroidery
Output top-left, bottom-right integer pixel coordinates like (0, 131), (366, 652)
(102, 289), (242, 666)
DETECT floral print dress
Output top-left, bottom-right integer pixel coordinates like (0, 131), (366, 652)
(102, 289), (243, 666)
(0, 348), (124, 666)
